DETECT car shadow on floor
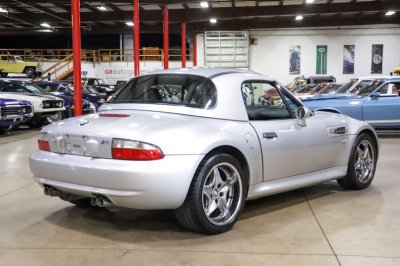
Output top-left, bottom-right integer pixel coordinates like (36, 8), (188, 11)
(41, 181), (380, 243)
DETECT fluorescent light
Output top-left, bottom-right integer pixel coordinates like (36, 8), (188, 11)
(0, 7), (7, 13)
(306, 0), (314, 3)
(200, 2), (209, 8)
(210, 18), (217, 23)
(296, 16), (303, 20)
(386, 11), (395, 16)
(126, 22), (134, 26)
(40, 23), (51, 28)
(97, 6), (107, 11)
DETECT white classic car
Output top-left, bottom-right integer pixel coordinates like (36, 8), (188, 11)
(30, 68), (378, 234)
(0, 79), (65, 127)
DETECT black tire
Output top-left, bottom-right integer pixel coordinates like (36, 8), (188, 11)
(46, 111), (64, 124)
(26, 117), (45, 128)
(337, 133), (377, 190)
(25, 67), (35, 78)
(175, 153), (247, 234)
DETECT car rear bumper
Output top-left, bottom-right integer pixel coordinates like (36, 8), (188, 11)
(30, 150), (203, 210)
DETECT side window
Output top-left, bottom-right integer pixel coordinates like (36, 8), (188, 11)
(0, 82), (25, 93)
(242, 81), (292, 121)
(56, 86), (67, 93)
(379, 83), (400, 96)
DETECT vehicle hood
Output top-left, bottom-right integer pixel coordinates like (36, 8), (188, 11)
(0, 98), (31, 106)
(84, 93), (104, 100)
(301, 94), (362, 101)
(0, 92), (62, 103)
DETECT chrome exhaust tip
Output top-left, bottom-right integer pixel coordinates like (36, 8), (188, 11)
(48, 188), (63, 197)
(91, 196), (99, 206)
(44, 187), (50, 196)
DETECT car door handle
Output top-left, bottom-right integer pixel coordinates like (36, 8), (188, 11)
(263, 132), (278, 139)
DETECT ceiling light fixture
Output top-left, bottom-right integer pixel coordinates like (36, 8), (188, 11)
(0, 7), (7, 13)
(210, 18), (217, 23)
(200, 2), (209, 8)
(126, 22), (134, 26)
(40, 23), (51, 28)
(97, 6), (107, 11)
(306, 0), (314, 3)
(386, 11), (395, 16)
(296, 16), (303, 20)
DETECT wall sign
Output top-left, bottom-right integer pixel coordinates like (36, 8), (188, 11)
(316, 45), (327, 74)
(371, 44), (383, 74)
(343, 45), (355, 74)
(289, 46), (301, 75)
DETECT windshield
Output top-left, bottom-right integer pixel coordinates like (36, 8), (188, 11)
(97, 79), (105, 84)
(109, 74), (217, 109)
(20, 82), (49, 95)
(288, 78), (299, 88)
(14, 56), (23, 61)
(319, 84), (338, 94)
(358, 80), (384, 97)
(336, 79), (358, 94)
(84, 86), (101, 94)
(309, 84), (327, 94)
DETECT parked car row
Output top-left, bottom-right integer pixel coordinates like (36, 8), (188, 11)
(0, 78), (109, 133)
(302, 76), (400, 128)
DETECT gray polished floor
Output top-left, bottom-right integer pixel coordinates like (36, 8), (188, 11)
(0, 130), (399, 266)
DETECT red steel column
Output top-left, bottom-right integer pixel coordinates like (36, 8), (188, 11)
(71, 0), (82, 116)
(193, 34), (197, 67)
(163, 4), (169, 69)
(181, 22), (186, 68)
(134, 0), (140, 76)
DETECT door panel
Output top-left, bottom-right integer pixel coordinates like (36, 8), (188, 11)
(363, 83), (400, 125)
(250, 117), (329, 181)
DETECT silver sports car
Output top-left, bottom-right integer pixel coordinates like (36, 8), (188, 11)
(30, 68), (379, 234)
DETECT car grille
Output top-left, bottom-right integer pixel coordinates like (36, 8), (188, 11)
(1, 105), (32, 116)
(43, 100), (63, 109)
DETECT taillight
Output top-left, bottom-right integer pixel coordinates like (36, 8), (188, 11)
(38, 133), (50, 151)
(112, 139), (164, 160)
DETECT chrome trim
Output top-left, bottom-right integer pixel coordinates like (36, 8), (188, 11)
(365, 120), (400, 124)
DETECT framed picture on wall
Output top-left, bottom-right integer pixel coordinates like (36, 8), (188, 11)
(289, 46), (301, 75)
(316, 45), (327, 74)
(343, 45), (355, 74)
(371, 44), (383, 74)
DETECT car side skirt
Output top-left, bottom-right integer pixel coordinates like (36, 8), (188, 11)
(247, 166), (347, 200)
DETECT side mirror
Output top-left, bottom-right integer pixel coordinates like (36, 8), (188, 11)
(370, 92), (380, 98)
(296, 106), (312, 127)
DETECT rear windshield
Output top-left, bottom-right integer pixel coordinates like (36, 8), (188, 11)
(108, 74), (217, 109)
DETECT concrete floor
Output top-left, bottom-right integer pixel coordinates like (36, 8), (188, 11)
(0, 130), (399, 266)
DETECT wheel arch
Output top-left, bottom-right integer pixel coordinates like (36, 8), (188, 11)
(358, 128), (379, 158)
(314, 108), (341, 114)
(206, 145), (250, 196)
(23, 66), (36, 71)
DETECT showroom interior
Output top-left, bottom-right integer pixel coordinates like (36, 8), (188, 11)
(1, 0), (400, 265)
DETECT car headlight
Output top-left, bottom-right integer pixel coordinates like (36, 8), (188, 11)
(89, 102), (97, 113)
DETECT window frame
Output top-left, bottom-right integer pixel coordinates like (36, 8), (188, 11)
(241, 79), (303, 121)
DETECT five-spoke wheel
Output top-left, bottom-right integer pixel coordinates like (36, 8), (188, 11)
(176, 154), (246, 234)
(337, 133), (377, 190)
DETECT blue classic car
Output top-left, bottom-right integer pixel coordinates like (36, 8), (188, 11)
(34, 81), (105, 110)
(0, 79), (94, 126)
(303, 77), (400, 128)
(0, 98), (33, 132)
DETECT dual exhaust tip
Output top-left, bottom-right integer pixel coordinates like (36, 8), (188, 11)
(43, 186), (118, 211)
(44, 186), (63, 197)
(91, 195), (115, 208)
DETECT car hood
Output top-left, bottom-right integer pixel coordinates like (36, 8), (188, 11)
(0, 98), (31, 106)
(301, 94), (362, 101)
(0, 92), (63, 101)
(84, 93), (104, 100)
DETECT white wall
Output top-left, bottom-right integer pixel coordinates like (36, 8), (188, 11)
(196, 28), (400, 85)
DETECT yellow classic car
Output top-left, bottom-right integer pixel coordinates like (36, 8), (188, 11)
(0, 56), (43, 78)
